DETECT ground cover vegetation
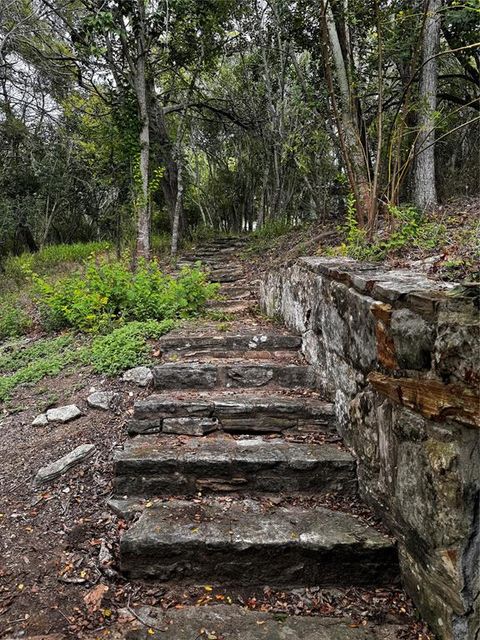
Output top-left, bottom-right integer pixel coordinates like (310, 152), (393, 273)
(0, 251), (217, 400)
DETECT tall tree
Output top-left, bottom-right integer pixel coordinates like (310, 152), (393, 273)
(319, 0), (373, 227)
(414, 0), (442, 210)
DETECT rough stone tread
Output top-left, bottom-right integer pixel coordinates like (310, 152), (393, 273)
(113, 435), (357, 496)
(120, 498), (398, 585)
(123, 604), (403, 639)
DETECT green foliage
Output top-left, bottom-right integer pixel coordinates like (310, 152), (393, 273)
(252, 219), (294, 240)
(244, 219), (298, 255)
(0, 296), (32, 340)
(151, 232), (171, 256)
(189, 225), (226, 244)
(90, 319), (174, 375)
(3, 241), (110, 287)
(0, 334), (87, 403)
(333, 194), (380, 260)
(331, 197), (448, 261)
(33, 258), (219, 333)
(439, 258), (479, 283)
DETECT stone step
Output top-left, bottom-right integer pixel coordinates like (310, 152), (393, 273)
(181, 256), (242, 268)
(205, 236), (248, 246)
(113, 435), (357, 497)
(127, 392), (336, 436)
(163, 350), (303, 363)
(209, 270), (244, 283)
(179, 257), (225, 266)
(152, 362), (314, 390)
(190, 246), (238, 257)
(119, 498), (398, 585)
(157, 333), (302, 354)
(206, 299), (256, 314)
(218, 286), (254, 300)
(121, 603), (404, 639)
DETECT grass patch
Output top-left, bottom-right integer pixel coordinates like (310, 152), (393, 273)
(90, 319), (174, 375)
(0, 334), (88, 403)
(2, 241), (111, 289)
(0, 295), (33, 340)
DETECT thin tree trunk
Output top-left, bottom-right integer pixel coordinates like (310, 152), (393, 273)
(134, 4), (150, 261)
(322, 1), (373, 225)
(414, 0), (442, 211)
(171, 156), (183, 256)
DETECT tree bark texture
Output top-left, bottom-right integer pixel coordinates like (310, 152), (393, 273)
(414, 0), (442, 211)
(323, 2), (373, 226)
(134, 2), (150, 262)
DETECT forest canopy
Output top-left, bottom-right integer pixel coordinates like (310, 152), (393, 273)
(1, 0), (479, 261)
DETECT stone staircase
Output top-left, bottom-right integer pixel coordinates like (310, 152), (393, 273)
(111, 238), (406, 639)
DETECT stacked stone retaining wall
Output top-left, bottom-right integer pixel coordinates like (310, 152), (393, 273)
(260, 257), (480, 640)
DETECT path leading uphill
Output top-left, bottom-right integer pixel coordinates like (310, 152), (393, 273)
(110, 237), (424, 640)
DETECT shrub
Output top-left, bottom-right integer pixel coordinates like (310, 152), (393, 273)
(331, 197), (447, 261)
(90, 319), (174, 375)
(33, 258), (219, 333)
(0, 298), (32, 340)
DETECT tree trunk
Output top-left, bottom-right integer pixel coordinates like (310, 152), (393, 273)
(171, 155), (184, 257)
(134, 5), (150, 262)
(322, 1), (373, 226)
(414, 0), (442, 211)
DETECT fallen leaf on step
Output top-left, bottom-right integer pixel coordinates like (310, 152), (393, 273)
(83, 584), (108, 613)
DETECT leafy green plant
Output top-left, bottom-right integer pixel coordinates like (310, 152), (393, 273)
(90, 319), (174, 375)
(335, 194), (379, 260)
(413, 221), (447, 250)
(330, 197), (446, 261)
(0, 297), (32, 340)
(0, 334), (87, 403)
(33, 258), (219, 333)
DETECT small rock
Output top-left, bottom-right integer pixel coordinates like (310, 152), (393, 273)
(32, 413), (48, 427)
(34, 444), (96, 485)
(122, 366), (153, 387)
(45, 405), (82, 423)
(87, 391), (120, 411)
